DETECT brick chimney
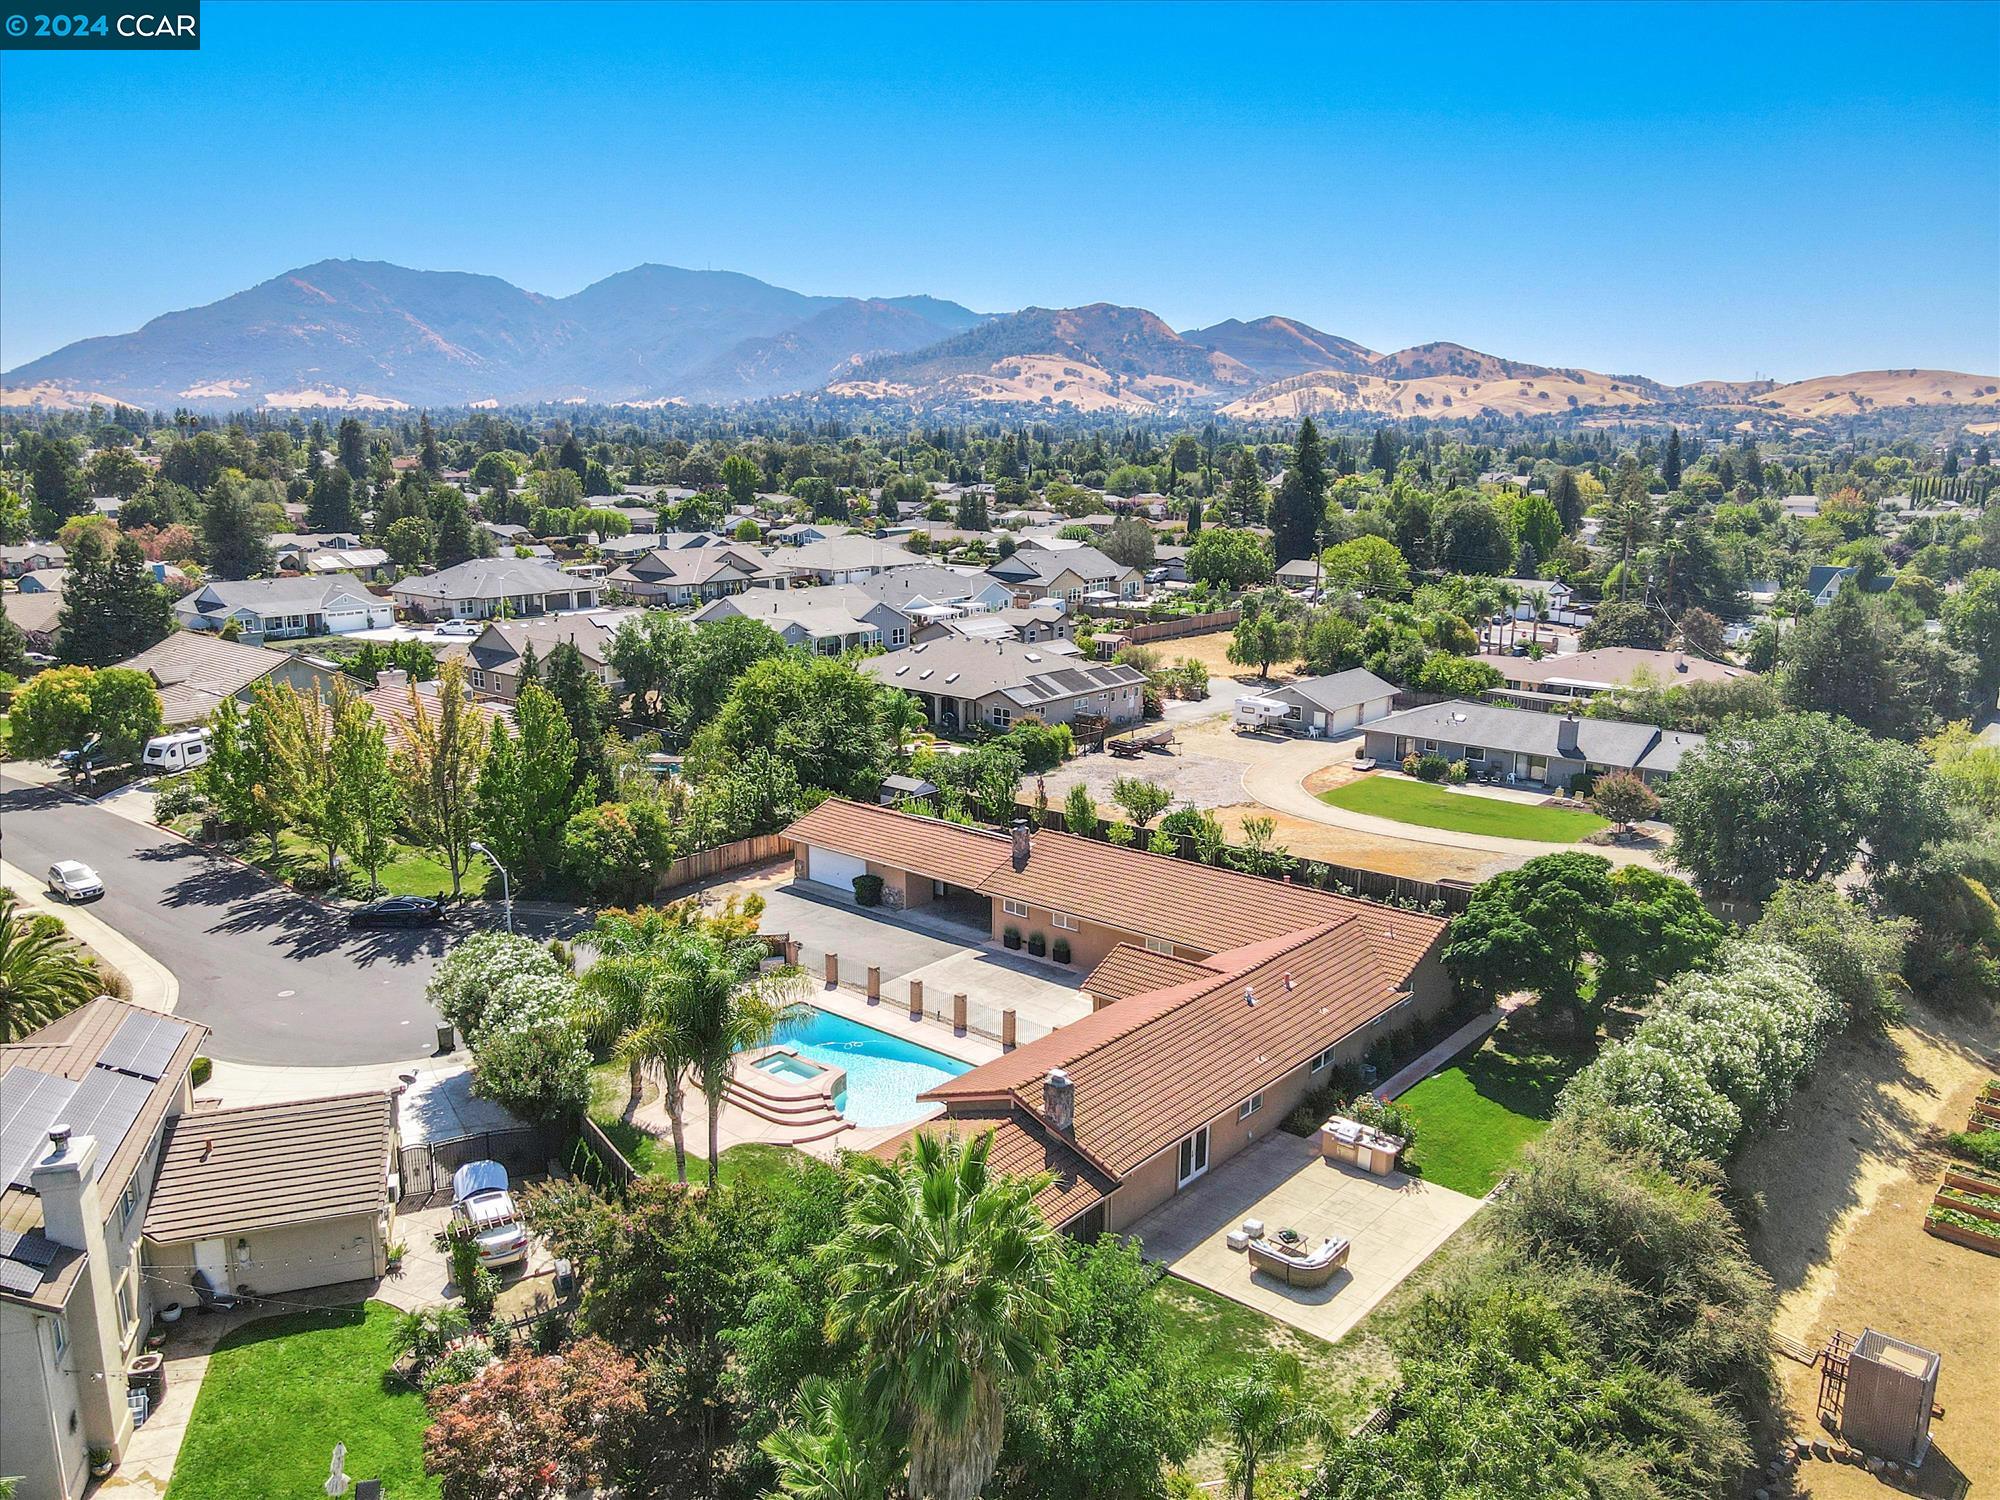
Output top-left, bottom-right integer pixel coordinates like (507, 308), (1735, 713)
(1042, 1068), (1074, 1133)
(1010, 817), (1031, 870)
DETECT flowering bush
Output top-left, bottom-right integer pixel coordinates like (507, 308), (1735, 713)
(1558, 941), (1838, 1166)
(427, 932), (567, 1044)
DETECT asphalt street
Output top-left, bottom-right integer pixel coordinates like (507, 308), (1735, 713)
(2, 772), (578, 1066)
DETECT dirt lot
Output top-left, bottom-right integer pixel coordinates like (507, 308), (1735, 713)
(1146, 627), (1301, 687)
(1732, 999), (2000, 1495)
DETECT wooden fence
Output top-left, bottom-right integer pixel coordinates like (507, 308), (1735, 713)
(571, 1117), (639, 1192)
(1084, 607), (1240, 650)
(653, 831), (794, 894)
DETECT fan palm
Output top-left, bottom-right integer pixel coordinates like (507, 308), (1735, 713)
(880, 692), (927, 760)
(1215, 1351), (1331, 1500)
(760, 1376), (901, 1500)
(0, 894), (103, 1042)
(578, 909), (699, 1181)
(669, 931), (807, 1187)
(824, 1130), (1062, 1500)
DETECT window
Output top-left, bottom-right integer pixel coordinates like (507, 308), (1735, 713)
(890, 626), (907, 646)
(1311, 1046), (1336, 1074)
(1003, 898), (1029, 918)
(1176, 1126), (1210, 1187)
(1052, 912), (1079, 931)
(51, 1314), (68, 1364)
(468, 669), (486, 689)
(1238, 1093), (1264, 1121)
(119, 1177), (141, 1233)
(1145, 935), (1174, 956)
(1422, 739), (1439, 754)
(990, 707), (1012, 728)
(115, 1268), (135, 1335)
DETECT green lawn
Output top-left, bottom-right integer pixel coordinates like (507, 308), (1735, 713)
(1319, 776), (1607, 843)
(1394, 1027), (1591, 1196)
(588, 1062), (808, 1189)
(252, 831), (492, 900)
(166, 1302), (436, 1500)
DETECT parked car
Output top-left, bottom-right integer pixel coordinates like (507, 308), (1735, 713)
(46, 861), (104, 902)
(434, 619), (481, 637)
(451, 1161), (530, 1268)
(348, 895), (444, 928)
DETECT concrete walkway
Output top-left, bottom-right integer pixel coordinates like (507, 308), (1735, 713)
(1235, 736), (1664, 868)
(3, 857), (179, 1013)
(1376, 1006), (1505, 1099)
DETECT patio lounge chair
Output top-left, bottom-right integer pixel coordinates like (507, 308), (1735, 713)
(1247, 1235), (1350, 1288)
(191, 1266), (238, 1311)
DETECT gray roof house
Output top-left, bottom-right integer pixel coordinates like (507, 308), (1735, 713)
(854, 564), (1016, 618)
(1360, 700), (1705, 788)
(0, 543), (67, 578)
(987, 542), (1140, 603)
(175, 576), (394, 641)
(692, 586), (907, 654)
(116, 633), (338, 727)
(605, 543), (785, 605)
(437, 609), (637, 700)
(1260, 669), (1400, 737)
(1805, 564), (1893, 608)
(391, 557), (602, 621)
(863, 637), (1147, 734)
(778, 534), (919, 584)
(914, 603), (1072, 649)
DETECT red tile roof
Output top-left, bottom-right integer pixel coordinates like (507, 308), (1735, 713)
(1081, 944), (1217, 1004)
(869, 1103), (1115, 1227)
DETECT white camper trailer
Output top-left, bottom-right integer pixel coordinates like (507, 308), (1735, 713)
(1232, 695), (1293, 734)
(142, 728), (212, 773)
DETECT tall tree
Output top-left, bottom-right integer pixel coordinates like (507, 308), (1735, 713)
(827, 1130), (1064, 1500)
(1270, 418), (1327, 565)
(199, 471), (273, 580)
(542, 641), (612, 790)
(256, 680), (347, 878)
(474, 683), (588, 887)
(396, 659), (490, 895)
(1661, 428), (1683, 489)
(1215, 1354), (1330, 1500)
(27, 436), (86, 532)
(336, 416), (369, 478)
(674, 930), (807, 1186)
(1223, 450), (1267, 529)
(418, 411), (442, 474)
(1601, 461), (1656, 600)
(332, 688), (400, 892)
(305, 464), (357, 533)
(56, 529), (174, 666)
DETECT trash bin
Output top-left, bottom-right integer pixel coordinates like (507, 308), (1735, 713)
(435, 1022), (456, 1054)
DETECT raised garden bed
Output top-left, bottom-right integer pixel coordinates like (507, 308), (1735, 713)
(1924, 1203), (2000, 1256)
(1934, 1185), (2000, 1224)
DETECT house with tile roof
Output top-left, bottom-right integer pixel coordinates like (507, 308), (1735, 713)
(114, 633), (339, 728)
(860, 636), (1145, 734)
(784, 800), (1452, 1235)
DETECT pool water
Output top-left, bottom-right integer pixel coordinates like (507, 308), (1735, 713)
(771, 1008), (971, 1127)
(754, 1053), (826, 1083)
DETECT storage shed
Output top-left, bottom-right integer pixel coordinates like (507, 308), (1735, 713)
(1839, 1329), (1940, 1465)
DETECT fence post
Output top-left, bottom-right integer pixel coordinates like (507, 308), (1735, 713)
(909, 978), (924, 1019)
(825, 952), (839, 987)
(1002, 1009), (1017, 1050)
(867, 966), (881, 1002)
(952, 993), (967, 1033)
(785, 939), (800, 966)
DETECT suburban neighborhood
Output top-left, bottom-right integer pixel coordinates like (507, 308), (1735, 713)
(2, 5), (1998, 1499)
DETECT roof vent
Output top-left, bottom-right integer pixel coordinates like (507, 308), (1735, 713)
(1283, 971), (1294, 991)
(1244, 985), (1257, 1007)
(47, 1124), (71, 1151)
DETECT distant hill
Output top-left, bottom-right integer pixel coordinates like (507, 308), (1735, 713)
(4, 257), (1993, 421)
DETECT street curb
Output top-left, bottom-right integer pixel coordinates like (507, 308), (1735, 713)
(1, 857), (180, 1015)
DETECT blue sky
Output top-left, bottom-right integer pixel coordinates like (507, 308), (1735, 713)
(3, 0), (1996, 383)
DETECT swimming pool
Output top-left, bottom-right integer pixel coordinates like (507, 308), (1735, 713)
(771, 1008), (970, 1127)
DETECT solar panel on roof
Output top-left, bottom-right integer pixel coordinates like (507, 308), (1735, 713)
(62, 1069), (153, 1160)
(2, 1068), (81, 1191)
(0, 1226), (57, 1268)
(97, 1011), (184, 1082)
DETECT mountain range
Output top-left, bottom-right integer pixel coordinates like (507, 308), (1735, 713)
(6, 258), (1997, 424)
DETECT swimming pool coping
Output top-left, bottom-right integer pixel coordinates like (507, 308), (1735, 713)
(804, 982), (1005, 1069)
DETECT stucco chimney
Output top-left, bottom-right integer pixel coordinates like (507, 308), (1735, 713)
(1042, 1068), (1074, 1133)
(1557, 714), (1580, 758)
(1010, 818), (1031, 870)
(377, 667), (409, 690)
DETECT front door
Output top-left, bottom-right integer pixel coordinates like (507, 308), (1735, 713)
(193, 1237), (228, 1282)
(1177, 1126), (1210, 1188)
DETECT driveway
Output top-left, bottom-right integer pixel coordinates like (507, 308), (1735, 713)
(0, 773), (583, 1066)
(1130, 1131), (1484, 1344)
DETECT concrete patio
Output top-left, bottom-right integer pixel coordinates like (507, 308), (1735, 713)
(1129, 1130), (1484, 1343)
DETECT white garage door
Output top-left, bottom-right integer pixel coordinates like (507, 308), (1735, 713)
(807, 846), (868, 892)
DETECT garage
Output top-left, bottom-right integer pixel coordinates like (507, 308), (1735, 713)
(807, 845), (869, 892)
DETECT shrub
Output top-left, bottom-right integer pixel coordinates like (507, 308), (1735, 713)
(153, 775), (205, 819)
(1347, 1092), (1416, 1144)
(1052, 937), (1071, 964)
(851, 873), (884, 907)
(427, 933), (567, 1045)
(1006, 721), (1074, 771)
(1415, 754), (1451, 783)
(1588, 770), (1661, 830)
(1105, 821), (1135, 846)
(189, 1055), (212, 1088)
(422, 1340), (494, 1393)
(1446, 760), (1469, 786)
(1027, 932), (1047, 957)
(1401, 753), (1422, 776)
(471, 1019), (591, 1124)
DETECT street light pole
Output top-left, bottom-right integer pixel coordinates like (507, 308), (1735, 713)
(469, 841), (512, 935)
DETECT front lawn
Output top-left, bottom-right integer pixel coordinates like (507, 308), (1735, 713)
(245, 831), (492, 900)
(166, 1301), (436, 1500)
(1394, 1026), (1591, 1196)
(1319, 776), (1607, 843)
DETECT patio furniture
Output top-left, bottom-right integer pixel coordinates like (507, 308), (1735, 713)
(1242, 1218), (1265, 1239)
(1225, 1229), (1251, 1252)
(1248, 1235), (1350, 1288)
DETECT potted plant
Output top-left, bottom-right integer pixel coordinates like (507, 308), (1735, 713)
(1026, 932), (1047, 958)
(1052, 937), (1071, 964)
(1003, 926), (1022, 950)
(89, 1446), (114, 1479)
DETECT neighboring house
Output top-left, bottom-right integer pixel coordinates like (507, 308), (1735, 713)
(854, 563), (1016, 619)
(785, 800), (1451, 1237)
(175, 576), (393, 641)
(143, 1091), (398, 1300)
(16, 568), (68, 595)
(863, 636), (1146, 733)
(1492, 578), (1577, 620)
(0, 544), (67, 578)
(987, 542), (1140, 604)
(117, 633), (338, 727)
(269, 531), (365, 559)
(913, 603), (1072, 649)
(294, 547), (392, 582)
(606, 505), (659, 535)
(358, 667), (514, 752)
(766, 522), (851, 547)
(691, 586), (903, 655)
(1496, 647), (1756, 703)
(391, 558), (602, 622)
(1256, 669), (1400, 737)
(437, 609), (635, 700)
(886, 519), (994, 550)
(779, 535), (918, 584)
(3, 586), (64, 651)
(477, 521), (532, 545)
(605, 544), (785, 605)
(1152, 544), (1190, 583)
(1805, 563), (1893, 608)
(1274, 558), (1321, 592)
(1, 1001), (207, 1500)
(1360, 700), (1705, 788)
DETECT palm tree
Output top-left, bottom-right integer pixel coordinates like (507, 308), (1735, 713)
(1214, 1352), (1330, 1500)
(578, 909), (699, 1182)
(0, 894), (103, 1042)
(671, 932), (806, 1188)
(760, 1377), (901, 1500)
(880, 692), (927, 760)
(825, 1130), (1063, 1500)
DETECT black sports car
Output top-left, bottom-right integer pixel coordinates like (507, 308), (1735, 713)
(348, 895), (445, 928)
